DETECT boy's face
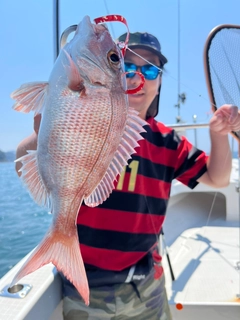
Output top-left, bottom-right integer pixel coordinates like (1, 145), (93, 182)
(124, 48), (161, 120)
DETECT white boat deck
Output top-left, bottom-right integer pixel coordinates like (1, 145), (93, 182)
(162, 159), (240, 319)
(0, 260), (62, 320)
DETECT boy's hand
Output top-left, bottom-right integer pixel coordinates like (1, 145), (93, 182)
(209, 104), (240, 135)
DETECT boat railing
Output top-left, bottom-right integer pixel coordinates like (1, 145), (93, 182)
(167, 122), (209, 130)
(166, 121), (238, 157)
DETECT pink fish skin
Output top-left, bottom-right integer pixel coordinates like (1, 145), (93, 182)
(10, 15), (147, 305)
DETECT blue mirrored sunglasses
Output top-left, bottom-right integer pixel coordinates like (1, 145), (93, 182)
(124, 62), (162, 80)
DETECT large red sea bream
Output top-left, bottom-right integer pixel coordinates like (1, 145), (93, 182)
(10, 15), (146, 305)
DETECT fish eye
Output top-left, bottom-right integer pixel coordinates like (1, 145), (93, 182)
(108, 51), (120, 65)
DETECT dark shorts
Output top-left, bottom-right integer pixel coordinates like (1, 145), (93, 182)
(62, 269), (172, 320)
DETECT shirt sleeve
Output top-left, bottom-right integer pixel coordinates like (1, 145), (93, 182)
(173, 133), (209, 189)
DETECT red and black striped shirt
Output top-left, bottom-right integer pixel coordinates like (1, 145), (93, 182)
(77, 117), (208, 271)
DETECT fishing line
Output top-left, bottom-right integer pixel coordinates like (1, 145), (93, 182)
(102, 1), (214, 118)
(128, 47), (240, 303)
(103, 0), (240, 300)
(102, 0), (175, 283)
(127, 47), (218, 120)
(179, 189), (219, 303)
(128, 22), (240, 301)
(103, 0), (116, 39)
(124, 25), (237, 293)
(126, 48), (163, 72)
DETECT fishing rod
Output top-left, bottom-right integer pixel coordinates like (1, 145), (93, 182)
(160, 229), (175, 281)
(53, 0), (60, 61)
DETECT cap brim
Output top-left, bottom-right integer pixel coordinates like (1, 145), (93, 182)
(127, 44), (168, 65)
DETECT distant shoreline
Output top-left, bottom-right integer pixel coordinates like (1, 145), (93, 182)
(0, 150), (16, 162)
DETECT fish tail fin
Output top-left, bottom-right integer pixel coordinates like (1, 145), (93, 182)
(11, 228), (89, 305)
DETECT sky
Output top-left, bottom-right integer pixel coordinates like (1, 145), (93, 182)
(1, 0), (240, 153)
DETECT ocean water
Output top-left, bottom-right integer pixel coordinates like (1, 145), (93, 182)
(0, 162), (52, 278)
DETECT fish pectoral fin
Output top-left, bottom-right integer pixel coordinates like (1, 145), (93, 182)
(84, 107), (147, 207)
(11, 81), (48, 114)
(63, 49), (85, 92)
(84, 172), (115, 207)
(10, 228), (89, 305)
(16, 150), (51, 210)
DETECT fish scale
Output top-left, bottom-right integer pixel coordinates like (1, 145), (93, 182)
(10, 15), (147, 305)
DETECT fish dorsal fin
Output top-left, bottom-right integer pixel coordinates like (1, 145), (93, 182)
(16, 150), (52, 211)
(84, 108), (147, 207)
(11, 82), (48, 114)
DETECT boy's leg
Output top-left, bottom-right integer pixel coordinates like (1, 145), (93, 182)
(63, 270), (172, 320)
(63, 285), (116, 320)
(115, 270), (172, 320)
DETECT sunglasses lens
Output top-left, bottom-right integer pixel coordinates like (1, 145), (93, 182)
(124, 63), (137, 78)
(141, 65), (159, 80)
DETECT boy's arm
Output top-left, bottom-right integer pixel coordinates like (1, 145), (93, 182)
(198, 104), (240, 188)
(15, 114), (41, 177)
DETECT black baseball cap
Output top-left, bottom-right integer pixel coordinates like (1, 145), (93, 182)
(118, 32), (168, 118)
